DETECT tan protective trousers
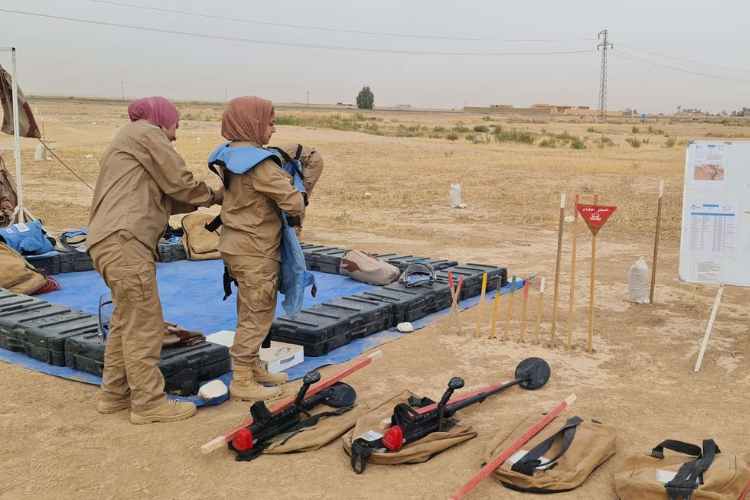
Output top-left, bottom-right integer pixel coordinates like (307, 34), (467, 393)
(89, 231), (166, 412)
(222, 253), (279, 367)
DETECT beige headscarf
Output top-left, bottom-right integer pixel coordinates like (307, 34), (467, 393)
(221, 96), (274, 145)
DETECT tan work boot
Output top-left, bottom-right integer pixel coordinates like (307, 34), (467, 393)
(251, 358), (288, 386)
(230, 365), (282, 401)
(96, 393), (130, 414)
(129, 400), (197, 425)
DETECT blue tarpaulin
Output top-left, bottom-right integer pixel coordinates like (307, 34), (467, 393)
(0, 259), (521, 407)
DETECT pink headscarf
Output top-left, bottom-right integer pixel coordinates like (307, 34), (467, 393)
(127, 96), (180, 130)
(221, 96), (274, 145)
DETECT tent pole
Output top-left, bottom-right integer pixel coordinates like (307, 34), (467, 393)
(10, 47), (25, 223)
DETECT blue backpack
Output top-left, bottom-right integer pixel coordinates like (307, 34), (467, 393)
(0, 219), (55, 255)
(206, 143), (315, 317)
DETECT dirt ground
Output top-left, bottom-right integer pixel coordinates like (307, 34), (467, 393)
(1, 99), (748, 500)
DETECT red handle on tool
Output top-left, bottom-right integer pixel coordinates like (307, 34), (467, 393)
(739, 479), (750, 500)
(201, 351), (382, 454)
(449, 394), (576, 500)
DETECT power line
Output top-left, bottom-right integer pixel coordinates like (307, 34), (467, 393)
(618, 49), (750, 84)
(0, 8), (595, 57)
(90, 0), (594, 44)
(619, 44), (750, 74)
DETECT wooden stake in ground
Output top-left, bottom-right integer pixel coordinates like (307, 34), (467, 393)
(566, 194), (580, 349)
(693, 284), (724, 373)
(475, 272), (488, 338)
(576, 203), (617, 353)
(550, 192), (566, 342)
(449, 273), (464, 336)
(535, 277), (545, 344)
(650, 180), (664, 304)
(449, 394), (577, 500)
(504, 276), (516, 340)
(519, 280), (530, 342)
(488, 276), (503, 339)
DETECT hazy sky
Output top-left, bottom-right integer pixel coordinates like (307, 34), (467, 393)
(1, 1), (748, 113)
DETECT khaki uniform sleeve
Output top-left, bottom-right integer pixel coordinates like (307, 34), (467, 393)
(139, 128), (219, 209)
(251, 159), (305, 217)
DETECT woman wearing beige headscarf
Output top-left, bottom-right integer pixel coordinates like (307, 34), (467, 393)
(215, 96), (304, 401)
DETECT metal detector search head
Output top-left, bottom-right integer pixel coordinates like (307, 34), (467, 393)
(321, 382), (357, 408)
(515, 357), (551, 390)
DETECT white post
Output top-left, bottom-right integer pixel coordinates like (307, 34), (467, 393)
(693, 285), (724, 373)
(10, 47), (25, 223)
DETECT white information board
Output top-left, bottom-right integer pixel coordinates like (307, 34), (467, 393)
(679, 140), (750, 286)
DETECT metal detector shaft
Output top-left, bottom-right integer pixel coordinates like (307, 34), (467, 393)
(445, 379), (523, 415)
(413, 379), (520, 416)
(413, 356), (551, 416)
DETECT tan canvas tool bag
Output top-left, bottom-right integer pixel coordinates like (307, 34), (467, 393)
(0, 242), (47, 294)
(614, 439), (750, 500)
(340, 250), (400, 285)
(342, 391), (476, 467)
(483, 412), (616, 493)
(180, 212), (220, 261)
(264, 402), (371, 455)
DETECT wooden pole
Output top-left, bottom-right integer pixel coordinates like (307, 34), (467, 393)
(489, 286), (500, 339)
(587, 232), (597, 353)
(738, 477), (750, 500)
(520, 281), (530, 342)
(535, 277), (545, 344)
(566, 194), (580, 349)
(694, 285), (724, 373)
(449, 394), (577, 500)
(649, 180), (664, 304)
(455, 276), (464, 336)
(504, 276), (516, 340)
(475, 273), (488, 338)
(551, 192), (566, 341)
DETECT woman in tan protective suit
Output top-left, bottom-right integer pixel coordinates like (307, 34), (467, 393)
(216, 97), (305, 401)
(88, 97), (222, 424)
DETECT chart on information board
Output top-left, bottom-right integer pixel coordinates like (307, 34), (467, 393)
(679, 140), (750, 286)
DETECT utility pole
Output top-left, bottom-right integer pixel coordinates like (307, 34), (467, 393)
(597, 29), (613, 121)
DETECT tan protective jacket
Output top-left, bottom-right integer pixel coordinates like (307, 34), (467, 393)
(218, 142), (305, 260)
(88, 120), (220, 256)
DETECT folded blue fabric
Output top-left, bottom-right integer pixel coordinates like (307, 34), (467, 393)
(0, 220), (55, 255)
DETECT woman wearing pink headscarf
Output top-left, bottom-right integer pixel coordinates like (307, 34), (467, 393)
(88, 96), (222, 424)
(213, 96), (304, 401)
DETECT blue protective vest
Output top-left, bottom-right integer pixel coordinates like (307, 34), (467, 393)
(207, 143), (315, 317)
(0, 219), (55, 255)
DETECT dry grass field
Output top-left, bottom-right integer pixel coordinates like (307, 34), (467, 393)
(0, 98), (749, 499)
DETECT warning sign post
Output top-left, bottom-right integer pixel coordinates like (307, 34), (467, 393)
(576, 203), (617, 352)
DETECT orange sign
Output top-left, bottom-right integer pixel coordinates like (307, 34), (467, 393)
(576, 204), (617, 235)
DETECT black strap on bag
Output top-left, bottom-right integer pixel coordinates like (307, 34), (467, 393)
(649, 439), (721, 500)
(511, 416), (583, 476)
(222, 266), (236, 301)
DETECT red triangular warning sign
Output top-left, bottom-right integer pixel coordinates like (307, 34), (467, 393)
(576, 204), (617, 235)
